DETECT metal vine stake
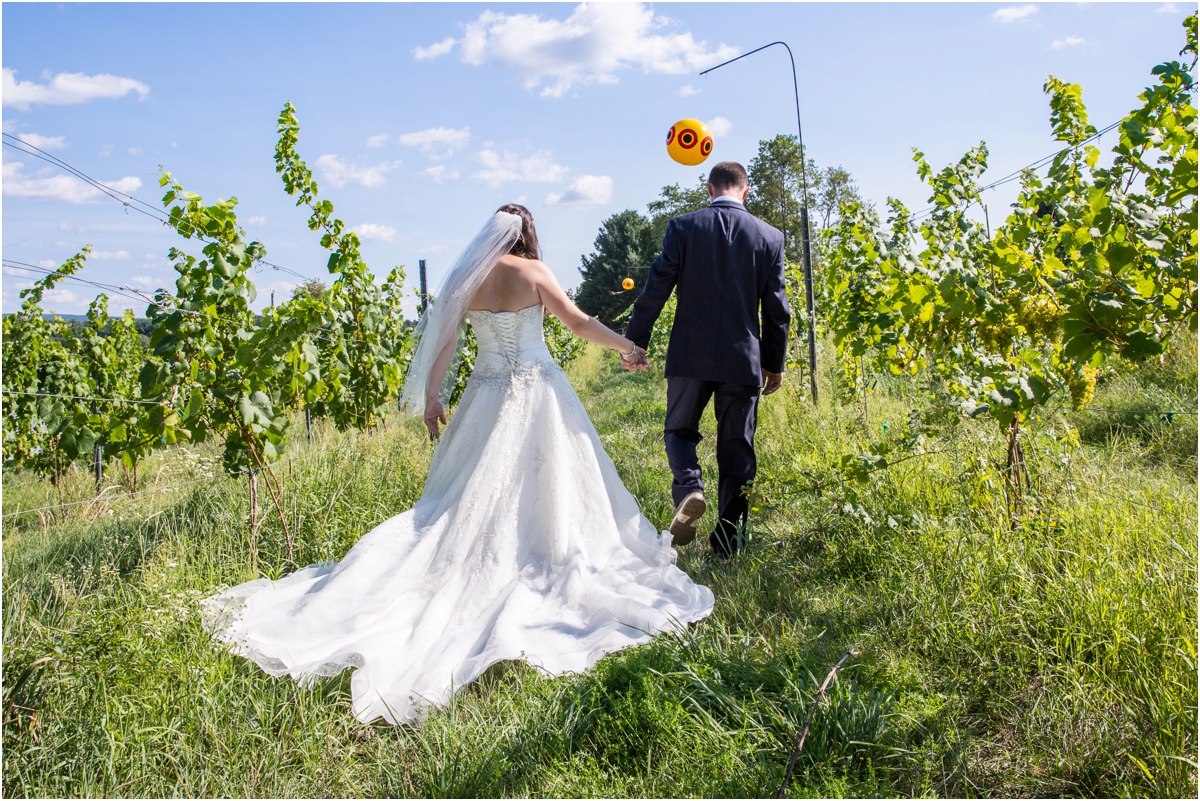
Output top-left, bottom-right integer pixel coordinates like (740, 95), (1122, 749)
(701, 41), (819, 406)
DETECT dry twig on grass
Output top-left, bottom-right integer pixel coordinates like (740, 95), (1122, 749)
(777, 649), (860, 798)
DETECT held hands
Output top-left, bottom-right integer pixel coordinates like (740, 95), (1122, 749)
(424, 398), (447, 440)
(619, 343), (649, 372)
(761, 369), (783, 396)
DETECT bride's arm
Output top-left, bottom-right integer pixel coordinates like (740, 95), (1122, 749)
(530, 260), (648, 369)
(424, 338), (456, 438)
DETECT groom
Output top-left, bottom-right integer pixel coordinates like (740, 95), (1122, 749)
(623, 161), (790, 558)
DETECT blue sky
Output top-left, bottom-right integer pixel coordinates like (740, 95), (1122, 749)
(2, 1), (1191, 316)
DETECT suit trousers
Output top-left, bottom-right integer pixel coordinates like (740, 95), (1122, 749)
(664, 377), (760, 556)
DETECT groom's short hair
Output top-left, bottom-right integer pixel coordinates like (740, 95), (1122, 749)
(708, 162), (748, 192)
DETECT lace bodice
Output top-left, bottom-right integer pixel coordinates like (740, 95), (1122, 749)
(466, 304), (555, 375)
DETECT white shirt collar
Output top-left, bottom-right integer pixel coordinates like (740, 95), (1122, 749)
(709, 196), (745, 208)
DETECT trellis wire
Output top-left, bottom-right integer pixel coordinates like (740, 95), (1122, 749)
(2, 390), (166, 406)
(2, 134), (321, 284)
(3, 260), (395, 347)
(905, 119), (1124, 225)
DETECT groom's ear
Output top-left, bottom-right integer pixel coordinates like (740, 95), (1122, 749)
(740, 185), (750, 202)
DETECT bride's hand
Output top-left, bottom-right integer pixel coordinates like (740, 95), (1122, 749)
(424, 399), (447, 440)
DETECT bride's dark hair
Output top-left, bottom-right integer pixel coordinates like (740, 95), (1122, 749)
(497, 204), (540, 259)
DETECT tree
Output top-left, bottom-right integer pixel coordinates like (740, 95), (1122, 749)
(815, 165), (863, 229)
(746, 135), (821, 263)
(292, 279), (327, 301)
(575, 209), (651, 327)
(638, 175), (710, 264)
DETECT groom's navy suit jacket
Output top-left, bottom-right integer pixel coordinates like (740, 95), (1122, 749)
(626, 198), (791, 387)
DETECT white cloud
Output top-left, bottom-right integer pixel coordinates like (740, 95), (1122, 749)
(128, 146), (143, 155)
(414, 37), (456, 61)
(545, 174), (613, 207)
(2, 68), (150, 110)
(707, 116), (732, 137)
(366, 133), (388, 147)
(1157, 3), (1181, 12)
(993, 5), (1038, 24)
(1052, 36), (1086, 49)
(420, 165), (460, 182)
(398, 126), (471, 159)
(263, 280), (298, 297)
(313, 154), (401, 188)
(677, 84), (700, 97)
(98, 143), (113, 157)
(58, 222), (85, 233)
(37, 259), (57, 268)
(2, 160), (142, 203)
(140, 255), (172, 272)
(128, 275), (162, 290)
(13, 132), (66, 150)
(41, 287), (84, 311)
(1, 283), (31, 316)
(473, 149), (569, 186)
(91, 249), (130, 260)
(2, 119), (14, 133)
(351, 223), (398, 242)
(4, 280), (87, 313)
(426, 2), (737, 98)
(245, 215), (268, 226)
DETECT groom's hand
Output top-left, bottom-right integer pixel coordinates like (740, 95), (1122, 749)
(620, 346), (649, 372)
(761, 369), (783, 396)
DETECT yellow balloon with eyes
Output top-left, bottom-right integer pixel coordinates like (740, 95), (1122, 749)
(666, 118), (715, 166)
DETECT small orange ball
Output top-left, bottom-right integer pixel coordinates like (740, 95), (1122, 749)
(622, 277), (635, 291)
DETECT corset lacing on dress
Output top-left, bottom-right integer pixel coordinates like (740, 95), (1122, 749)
(465, 304), (560, 387)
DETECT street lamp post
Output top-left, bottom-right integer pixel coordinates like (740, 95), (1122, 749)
(700, 41), (819, 406)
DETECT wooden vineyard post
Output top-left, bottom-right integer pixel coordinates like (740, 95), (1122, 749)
(419, 259), (428, 315)
(248, 468), (259, 536)
(93, 441), (102, 493)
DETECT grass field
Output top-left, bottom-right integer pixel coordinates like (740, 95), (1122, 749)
(3, 336), (1196, 798)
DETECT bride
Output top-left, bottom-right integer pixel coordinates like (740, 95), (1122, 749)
(203, 205), (715, 725)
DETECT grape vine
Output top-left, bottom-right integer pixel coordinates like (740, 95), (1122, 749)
(822, 15), (1197, 503)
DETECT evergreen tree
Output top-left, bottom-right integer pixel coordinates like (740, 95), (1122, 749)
(574, 209), (651, 327)
(637, 174), (710, 264)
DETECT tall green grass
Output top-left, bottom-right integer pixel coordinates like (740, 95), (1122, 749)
(3, 337), (1196, 797)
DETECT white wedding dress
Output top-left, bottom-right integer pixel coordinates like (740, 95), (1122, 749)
(203, 304), (714, 724)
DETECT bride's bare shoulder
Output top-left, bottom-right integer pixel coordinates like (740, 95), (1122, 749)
(496, 254), (553, 280)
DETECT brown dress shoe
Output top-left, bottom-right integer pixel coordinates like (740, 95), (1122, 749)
(669, 492), (706, 546)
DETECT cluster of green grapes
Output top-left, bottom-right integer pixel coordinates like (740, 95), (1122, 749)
(1064, 364), (1099, 410)
(976, 316), (1017, 355)
(1015, 293), (1064, 340)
